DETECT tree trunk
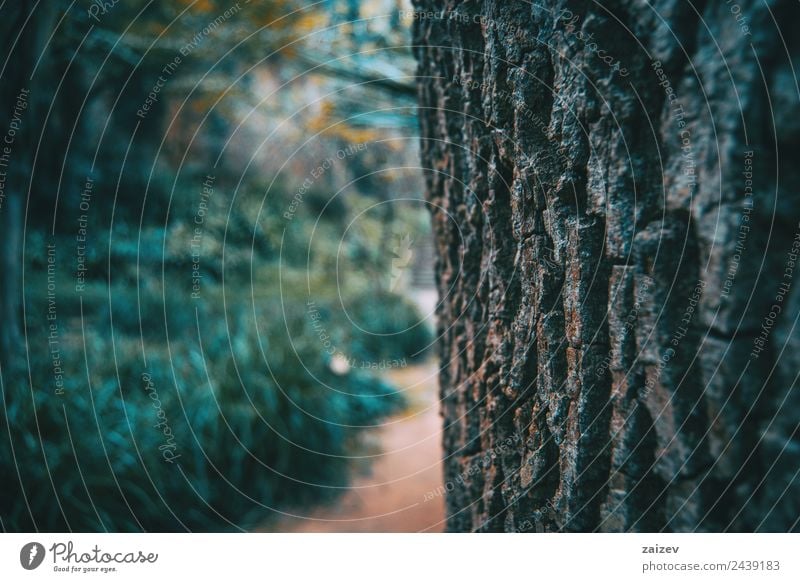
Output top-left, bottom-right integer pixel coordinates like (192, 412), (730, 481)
(414, 0), (800, 532)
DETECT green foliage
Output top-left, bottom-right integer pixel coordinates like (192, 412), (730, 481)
(1, 0), (430, 533)
(1, 295), (404, 532)
(345, 291), (433, 364)
(3, 168), (430, 531)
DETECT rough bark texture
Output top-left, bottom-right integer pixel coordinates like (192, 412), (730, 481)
(414, 0), (800, 532)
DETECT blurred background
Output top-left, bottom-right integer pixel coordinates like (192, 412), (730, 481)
(0, 0), (444, 532)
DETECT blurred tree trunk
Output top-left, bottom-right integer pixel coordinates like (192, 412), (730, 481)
(414, 0), (800, 531)
(0, 2), (56, 367)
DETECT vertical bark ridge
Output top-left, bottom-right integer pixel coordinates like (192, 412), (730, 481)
(414, 0), (800, 531)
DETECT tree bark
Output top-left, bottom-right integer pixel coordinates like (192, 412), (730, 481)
(414, 0), (800, 532)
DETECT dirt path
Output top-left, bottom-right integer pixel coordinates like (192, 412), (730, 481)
(274, 361), (445, 532)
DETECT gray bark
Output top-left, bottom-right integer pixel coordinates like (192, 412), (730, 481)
(414, 0), (800, 532)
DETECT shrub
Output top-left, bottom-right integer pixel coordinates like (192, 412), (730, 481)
(0, 297), (404, 532)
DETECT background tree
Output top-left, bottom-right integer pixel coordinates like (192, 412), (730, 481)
(414, 0), (800, 531)
(0, 1), (58, 368)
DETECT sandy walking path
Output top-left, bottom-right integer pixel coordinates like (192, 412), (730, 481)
(274, 361), (445, 532)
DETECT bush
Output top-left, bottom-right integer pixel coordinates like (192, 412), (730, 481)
(0, 298), (404, 532)
(343, 291), (434, 366)
(3, 175), (433, 531)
